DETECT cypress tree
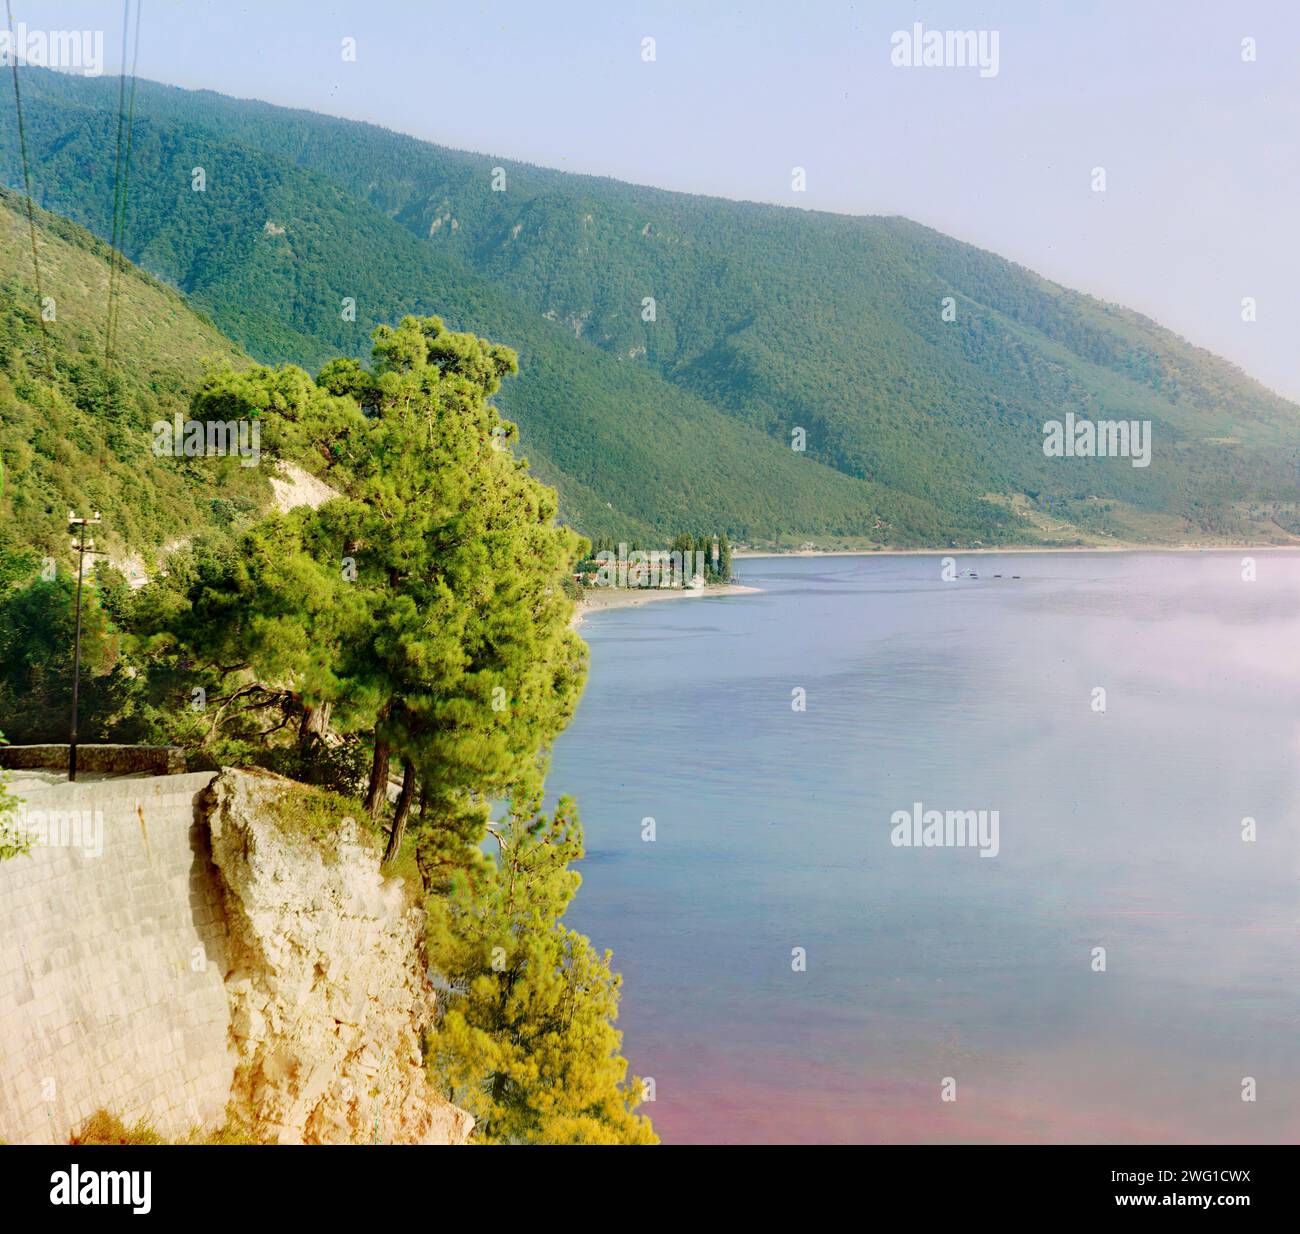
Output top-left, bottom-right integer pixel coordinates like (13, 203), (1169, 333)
(718, 531), (733, 581)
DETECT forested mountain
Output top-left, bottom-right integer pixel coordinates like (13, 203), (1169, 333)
(4, 69), (1299, 546)
(0, 186), (263, 564)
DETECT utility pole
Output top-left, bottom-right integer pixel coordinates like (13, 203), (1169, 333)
(67, 511), (102, 782)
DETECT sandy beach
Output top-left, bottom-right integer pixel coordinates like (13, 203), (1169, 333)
(572, 583), (762, 627)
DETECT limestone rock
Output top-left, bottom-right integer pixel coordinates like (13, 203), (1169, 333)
(204, 768), (471, 1145)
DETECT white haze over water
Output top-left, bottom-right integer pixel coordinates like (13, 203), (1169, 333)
(549, 552), (1300, 1143)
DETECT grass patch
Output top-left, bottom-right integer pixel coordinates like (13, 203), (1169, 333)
(70, 1110), (165, 1145)
(266, 781), (375, 862)
(70, 1107), (264, 1145)
(381, 823), (426, 902)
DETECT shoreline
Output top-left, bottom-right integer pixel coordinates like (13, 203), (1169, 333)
(567, 542), (1300, 626)
(572, 582), (762, 627)
(734, 542), (1300, 559)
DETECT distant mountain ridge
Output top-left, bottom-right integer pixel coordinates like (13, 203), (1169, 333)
(4, 68), (1298, 547)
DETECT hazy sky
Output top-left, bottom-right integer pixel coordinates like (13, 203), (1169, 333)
(24, 0), (1300, 400)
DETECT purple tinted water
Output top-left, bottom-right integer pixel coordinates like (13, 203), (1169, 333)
(549, 552), (1300, 1143)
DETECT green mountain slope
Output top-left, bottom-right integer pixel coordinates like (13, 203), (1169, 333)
(2, 73), (935, 547)
(6, 69), (1298, 546)
(0, 186), (265, 564)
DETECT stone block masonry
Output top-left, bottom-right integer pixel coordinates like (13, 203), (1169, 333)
(0, 772), (233, 1144)
(0, 766), (471, 1145)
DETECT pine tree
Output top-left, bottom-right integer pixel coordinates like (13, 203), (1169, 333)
(425, 796), (657, 1144)
(133, 318), (650, 1141)
(140, 317), (587, 871)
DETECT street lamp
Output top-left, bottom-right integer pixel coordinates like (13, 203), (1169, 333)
(67, 511), (102, 782)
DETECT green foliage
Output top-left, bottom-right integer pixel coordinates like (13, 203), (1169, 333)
(4, 309), (649, 1141)
(0, 568), (140, 745)
(0, 187), (265, 566)
(133, 317), (589, 871)
(578, 530), (733, 585)
(69, 1107), (262, 1145)
(718, 530), (733, 580)
(255, 734), (371, 798)
(5, 69), (1298, 546)
(119, 316), (650, 1143)
(0, 728), (28, 862)
(266, 781), (373, 860)
(0, 525), (37, 589)
(425, 798), (656, 1144)
(69, 1110), (166, 1145)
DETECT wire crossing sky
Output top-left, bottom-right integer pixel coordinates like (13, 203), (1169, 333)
(23, 0), (1300, 399)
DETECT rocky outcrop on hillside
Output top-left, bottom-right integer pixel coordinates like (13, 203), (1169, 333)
(203, 768), (470, 1145)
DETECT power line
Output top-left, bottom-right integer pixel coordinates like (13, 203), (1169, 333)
(4, 0), (55, 383)
(104, 0), (131, 365)
(106, 0), (143, 364)
(67, 510), (104, 783)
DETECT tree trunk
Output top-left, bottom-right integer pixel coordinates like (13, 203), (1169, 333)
(382, 761), (417, 866)
(299, 700), (331, 746)
(364, 736), (391, 819)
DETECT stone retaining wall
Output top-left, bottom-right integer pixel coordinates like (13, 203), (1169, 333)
(0, 772), (232, 1143)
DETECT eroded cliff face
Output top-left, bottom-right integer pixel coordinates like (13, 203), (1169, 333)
(203, 768), (470, 1145)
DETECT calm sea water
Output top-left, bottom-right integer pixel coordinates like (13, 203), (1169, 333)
(548, 552), (1300, 1144)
